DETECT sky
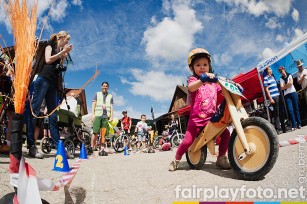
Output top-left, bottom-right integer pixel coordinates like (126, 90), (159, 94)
(0, 0), (307, 120)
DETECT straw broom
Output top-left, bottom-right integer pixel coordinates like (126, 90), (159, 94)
(1, 0), (38, 195)
(2, 0), (37, 114)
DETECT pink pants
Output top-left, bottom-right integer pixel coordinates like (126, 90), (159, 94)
(175, 125), (230, 160)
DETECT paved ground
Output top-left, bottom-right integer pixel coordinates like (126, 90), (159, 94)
(0, 126), (306, 204)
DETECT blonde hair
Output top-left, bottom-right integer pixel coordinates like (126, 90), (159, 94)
(50, 31), (69, 43)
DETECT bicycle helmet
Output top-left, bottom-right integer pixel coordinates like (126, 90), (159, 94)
(187, 48), (213, 73)
(162, 131), (168, 136)
(122, 110), (127, 114)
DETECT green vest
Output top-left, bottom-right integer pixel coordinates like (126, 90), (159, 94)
(94, 92), (112, 117)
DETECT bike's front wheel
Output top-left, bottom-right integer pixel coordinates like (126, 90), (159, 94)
(186, 145), (207, 170)
(113, 135), (129, 152)
(40, 137), (52, 154)
(228, 117), (279, 180)
(171, 133), (184, 147)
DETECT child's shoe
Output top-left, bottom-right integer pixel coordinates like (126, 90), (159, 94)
(169, 160), (180, 171)
(216, 155), (231, 170)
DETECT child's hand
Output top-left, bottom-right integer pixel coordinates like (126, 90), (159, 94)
(206, 73), (215, 79)
(200, 73), (217, 83)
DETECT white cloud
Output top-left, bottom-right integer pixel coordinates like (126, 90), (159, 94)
(110, 91), (125, 107)
(142, 0), (202, 62)
(276, 34), (284, 42)
(213, 52), (233, 67)
(122, 69), (184, 102)
(292, 8), (299, 22)
(72, 0), (82, 7)
(292, 28), (304, 41)
(261, 47), (276, 61)
(216, 0), (292, 17)
(50, 0), (69, 22)
(265, 17), (282, 29)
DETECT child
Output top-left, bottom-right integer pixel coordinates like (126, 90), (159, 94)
(159, 131), (171, 151)
(135, 114), (148, 149)
(169, 48), (231, 171)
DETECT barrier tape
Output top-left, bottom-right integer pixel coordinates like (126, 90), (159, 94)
(278, 135), (307, 147)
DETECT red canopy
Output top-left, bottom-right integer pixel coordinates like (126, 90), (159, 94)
(232, 68), (264, 103)
(177, 68), (265, 116)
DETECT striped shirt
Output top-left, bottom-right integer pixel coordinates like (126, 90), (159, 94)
(264, 75), (279, 97)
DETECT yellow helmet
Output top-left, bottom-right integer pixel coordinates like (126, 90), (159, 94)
(187, 48), (212, 67)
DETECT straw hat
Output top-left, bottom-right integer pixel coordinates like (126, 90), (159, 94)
(296, 60), (303, 67)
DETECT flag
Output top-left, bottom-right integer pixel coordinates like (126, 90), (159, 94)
(151, 106), (154, 120)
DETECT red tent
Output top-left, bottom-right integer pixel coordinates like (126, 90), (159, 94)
(232, 68), (264, 103)
(178, 68), (265, 116)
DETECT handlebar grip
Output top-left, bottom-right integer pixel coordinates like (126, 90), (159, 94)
(199, 74), (218, 83)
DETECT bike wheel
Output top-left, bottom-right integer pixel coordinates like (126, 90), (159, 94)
(153, 136), (162, 149)
(40, 137), (52, 154)
(64, 139), (75, 156)
(113, 136), (127, 152)
(228, 117), (279, 181)
(186, 145), (207, 170)
(171, 133), (184, 147)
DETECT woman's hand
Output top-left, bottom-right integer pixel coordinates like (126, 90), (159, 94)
(62, 44), (73, 54)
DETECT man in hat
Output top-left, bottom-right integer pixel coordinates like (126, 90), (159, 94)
(296, 60), (307, 105)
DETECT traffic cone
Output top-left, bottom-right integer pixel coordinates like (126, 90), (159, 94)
(79, 143), (88, 160)
(53, 140), (70, 172)
(124, 146), (129, 156)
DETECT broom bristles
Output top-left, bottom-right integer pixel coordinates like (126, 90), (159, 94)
(2, 0), (38, 114)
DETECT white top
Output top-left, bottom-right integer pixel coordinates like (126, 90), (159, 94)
(279, 74), (296, 96)
(60, 96), (79, 117)
(297, 68), (307, 90)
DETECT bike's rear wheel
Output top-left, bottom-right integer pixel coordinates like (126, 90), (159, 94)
(171, 133), (184, 147)
(64, 139), (75, 155)
(40, 137), (52, 154)
(228, 117), (278, 180)
(186, 145), (207, 170)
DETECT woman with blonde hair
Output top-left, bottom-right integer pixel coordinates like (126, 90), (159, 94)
(27, 31), (73, 159)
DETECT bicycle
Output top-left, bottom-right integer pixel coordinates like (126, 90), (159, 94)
(153, 129), (184, 149)
(185, 76), (278, 180)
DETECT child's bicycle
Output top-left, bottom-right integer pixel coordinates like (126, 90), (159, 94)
(153, 129), (184, 148)
(186, 76), (279, 181)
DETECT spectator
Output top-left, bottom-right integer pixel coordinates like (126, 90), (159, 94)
(263, 67), (286, 134)
(159, 131), (171, 151)
(135, 114), (148, 150)
(278, 66), (301, 130)
(168, 114), (178, 135)
(90, 81), (113, 152)
(27, 31), (72, 159)
(121, 110), (132, 134)
(296, 60), (307, 105)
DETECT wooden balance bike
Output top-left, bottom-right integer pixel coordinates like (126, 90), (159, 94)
(186, 76), (279, 180)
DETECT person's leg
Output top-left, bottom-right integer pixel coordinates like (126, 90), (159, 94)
(27, 77), (49, 158)
(272, 96), (281, 131)
(92, 116), (101, 149)
(278, 96), (286, 132)
(291, 92), (301, 127)
(285, 95), (296, 129)
(175, 125), (200, 161)
(218, 128), (230, 157)
(45, 84), (59, 147)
